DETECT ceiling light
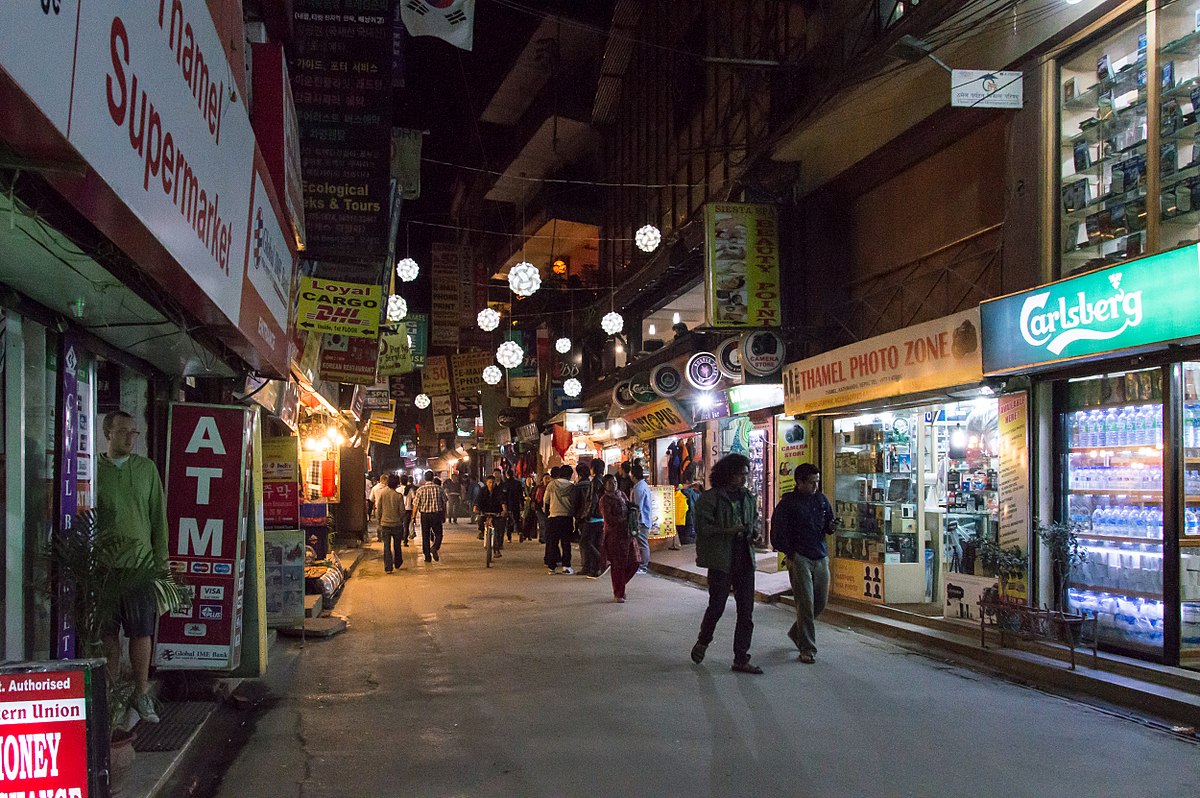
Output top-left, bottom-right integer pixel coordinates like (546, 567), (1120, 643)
(395, 257), (419, 282)
(672, 311), (681, 324)
(555, 337), (572, 353)
(477, 307), (500, 331)
(507, 261), (541, 297)
(648, 324), (656, 336)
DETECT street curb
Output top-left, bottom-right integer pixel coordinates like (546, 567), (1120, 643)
(647, 561), (792, 604)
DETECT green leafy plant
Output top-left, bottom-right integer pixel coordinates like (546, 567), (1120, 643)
(1037, 517), (1089, 612)
(973, 531), (1028, 602)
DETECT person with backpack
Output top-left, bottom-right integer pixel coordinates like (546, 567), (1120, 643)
(599, 474), (640, 602)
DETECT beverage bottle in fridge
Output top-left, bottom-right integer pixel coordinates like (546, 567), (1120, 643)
(1187, 508), (1200, 537)
(1132, 507), (1147, 539)
(1151, 506), (1163, 540)
(1135, 405), (1150, 445)
(1152, 405), (1164, 445)
(1071, 412), (1083, 448)
(1189, 405), (1200, 449)
(1087, 409), (1103, 447)
(1116, 407), (1131, 446)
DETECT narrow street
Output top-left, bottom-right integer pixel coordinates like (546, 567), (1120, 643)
(201, 522), (1200, 798)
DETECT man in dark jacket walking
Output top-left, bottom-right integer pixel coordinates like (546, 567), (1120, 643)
(500, 469), (524, 544)
(771, 462), (836, 663)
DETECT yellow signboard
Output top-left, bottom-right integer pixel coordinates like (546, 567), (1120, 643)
(704, 203), (781, 328)
(774, 417), (812, 504)
(368, 422), (394, 445)
(262, 437), (300, 483)
(451, 350), (495, 397)
(296, 277), (381, 339)
(624, 399), (692, 440)
(422, 355), (451, 396)
(377, 327), (414, 376)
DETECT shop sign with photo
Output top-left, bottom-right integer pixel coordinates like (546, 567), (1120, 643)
(832, 557), (885, 604)
(783, 308), (982, 415)
(727, 383), (784, 415)
(430, 244), (464, 348)
(318, 333), (380, 385)
(739, 330), (785, 377)
(377, 326), (414, 377)
(451, 350), (495, 397)
(421, 355), (452, 396)
(981, 243), (1200, 375)
(296, 277), (381, 338)
(686, 352), (722, 390)
(715, 336), (743, 381)
(156, 404), (253, 670)
(365, 385), (392, 411)
(944, 573), (998, 623)
(431, 394), (454, 434)
(264, 529), (306, 628)
(0, 665), (97, 796)
(650, 362), (684, 397)
(704, 203), (781, 328)
(625, 398), (693, 440)
(774, 417), (812, 502)
(549, 384), (581, 414)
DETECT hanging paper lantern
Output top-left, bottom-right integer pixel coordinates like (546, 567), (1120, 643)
(496, 340), (524, 369)
(563, 378), (582, 397)
(477, 307), (501, 332)
(601, 311), (624, 336)
(507, 261), (542, 297)
(482, 365), (503, 385)
(555, 337), (572, 354)
(395, 257), (419, 282)
(386, 294), (407, 322)
(414, 393), (431, 409)
(635, 224), (661, 253)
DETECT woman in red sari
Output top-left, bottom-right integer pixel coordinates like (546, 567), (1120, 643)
(599, 474), (641, 602)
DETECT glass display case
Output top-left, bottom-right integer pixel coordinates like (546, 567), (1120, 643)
(1158, 4), (1200, 252)
(1181, 363), (1200, 662)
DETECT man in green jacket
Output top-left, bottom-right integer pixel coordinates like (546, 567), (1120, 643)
(98, 410), (169, 724)
(690, 453), (762, 674)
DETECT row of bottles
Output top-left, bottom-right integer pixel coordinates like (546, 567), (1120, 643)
(1069, 465), (1162, 491)
(1186, 405), (1200, 449)
(1075, 543), (1163, 594)
(1069, 406), (1162, 448)
(1069, 590), (1165, 648)
(1081, 505), (1165, 539)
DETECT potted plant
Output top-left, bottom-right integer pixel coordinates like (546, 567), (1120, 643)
(973, 531), (1029, 601)
(1037, 516), (1089, 613)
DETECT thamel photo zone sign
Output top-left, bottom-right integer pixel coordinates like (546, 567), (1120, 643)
(296, 277), (381, 338)
(155, 405), (253, 670)
(704, 203), (781, 328)
(981, 243), (1200, 375)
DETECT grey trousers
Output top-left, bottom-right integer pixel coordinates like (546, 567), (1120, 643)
(786, 554), (830, 654)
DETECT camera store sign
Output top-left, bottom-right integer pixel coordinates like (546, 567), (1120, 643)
(981, 243), (1200, 375)
(783, 309), (982, 415)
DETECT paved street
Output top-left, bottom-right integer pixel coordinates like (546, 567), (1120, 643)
(210, 522), (1200, 798)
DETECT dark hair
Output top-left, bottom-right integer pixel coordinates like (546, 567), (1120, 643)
(557, 465), (571, 479)
(591, 459), (605, 477)
(576, 462), (590, 479)
(710, 453), (750, 491)
(631, 464), (644, 481)
(423, 470), (434, 480)
(433, 477), (442, 485)
(603, 474), (616, 488)
(387, 474), (400, 489)
(794, 463), (820, 481)
(620, 461), (631, 474)
(505, 468), (515, 479)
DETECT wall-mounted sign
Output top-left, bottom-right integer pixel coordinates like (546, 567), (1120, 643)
(650, 363), (684, 397)
(564, 412), (593, 433)
(629, 376), (658, 404)
(613, 380), (636, 409)
(727, 383), (785, 415)
(739, 330), (785, 377)
(318, 333), (380, 384)
(715, 337), (743, 381)
(981, 243), (1200, 375)
(775, 417), (812, 503)
(296, 277), (381, 338)
(0, 666), (95, 796)
(783, 308), (982, 415)
(624, 398), (693, 440)
(686, 352), (722, 390)
(704, 203), (781, 328)
(421, 355), (452, 396)
(951, 69), (1023, 109)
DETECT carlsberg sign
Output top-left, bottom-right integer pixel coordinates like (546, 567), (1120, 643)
(982, 244), (1200, 374)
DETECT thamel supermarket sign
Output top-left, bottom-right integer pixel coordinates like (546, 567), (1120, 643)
(981, 244), (1200, 375)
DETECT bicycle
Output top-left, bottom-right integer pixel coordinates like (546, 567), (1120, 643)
(481, 513), (500, 567)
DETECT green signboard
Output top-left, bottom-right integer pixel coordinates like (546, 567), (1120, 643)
(981, 244), (1200, 374)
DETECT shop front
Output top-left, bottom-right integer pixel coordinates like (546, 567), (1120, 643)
(981, 243), (1200, 667)
(783, 308), (1029, 616)
(622, 397), (694, 545)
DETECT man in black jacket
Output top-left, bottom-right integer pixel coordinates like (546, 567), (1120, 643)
(500, 469), (525, 544)
(771, 463), (836, 664)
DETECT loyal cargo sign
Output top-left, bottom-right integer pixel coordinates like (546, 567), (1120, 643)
(981, 243), (1200, 375)
(296, 277), (380, 338)
(155, 404), (252, 670)
(783, 309), (982, 415)
(0, 669), (91, 797)
(704, 203), (781, 328)
(624, 398), (693, 440)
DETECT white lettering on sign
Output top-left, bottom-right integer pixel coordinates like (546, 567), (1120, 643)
(1018, 276), (1144, 356)
(0, 732), (61, 780)
(184, 417), (226, 455)
(185, 466), (222, 504)
(178, 518), (223, 557)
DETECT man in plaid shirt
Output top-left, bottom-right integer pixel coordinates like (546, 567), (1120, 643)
(414, 471), (447, 562)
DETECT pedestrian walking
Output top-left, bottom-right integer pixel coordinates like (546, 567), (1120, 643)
(617, 461), (634, 497)
(599, 475), (640, 602)
(629, 464), (653, 573)
(500, 468), (524, 544)
(375, 474), (406, 573)
(520, 475), (539, 541)
(543, 465), (576, 574)
(690, 453), (762, 674)
(771, 463), (836, 663)
(582, 459), (607, 576)
(573, 462), (599, 576)
(445, 476), (461, 523)
(414, 471), (447, 562)
(533, 473), (550, 544)
(368, 473), (390, 540)
(399, 475), (416, 544)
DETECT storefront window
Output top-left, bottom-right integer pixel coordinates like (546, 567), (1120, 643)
(653, 432), (703, 487)
(1181, 362), (1200, 663)
(1159, 5), (1200, 253)
(716, 417), (768, 541)
(1059, 19), (1149, 276)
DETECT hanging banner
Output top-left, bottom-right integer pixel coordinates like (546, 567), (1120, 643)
(155, 404), (253, 670)
(262, 436), (300, 528)
(704, 203), (781, 328)
(783, 308), (982, 415)
(774, 417), (812, 504)
(997, 391), (1030, 603)
(509, 376), (539, 408)
(319, 333), (380, 384)
(405, 313), (429, 368)
(421, 355), (452, 396)
(401, 0), (476, 51)
(296, 277), (381, 338)
(624, 399), (693, 440)
(264, 528), (306, 628)
(452, 350), (495, 398)
(368, 422), (395, 445)
(430, 244), (463, 347)
(376, 327), (414, 377)
(431, 394), (454, 434)
(365, 385), (392, 411)
(370, 400), (397, 425)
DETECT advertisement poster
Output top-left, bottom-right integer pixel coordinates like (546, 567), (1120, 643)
(0, 668), (93, 796)
(944, 572), (999, 623)
(377, 327), (414, 377)
(431, 395), (454, 434)
(365, 385), (392, 411)
(369, 422), (395, 445)
(318, 333), (380, 384)
(997, 392), (1030, 603)
(648, 485), (676, 539)
(296, 277), (381, 338)
(783, 309), (982, 415)
(624, 399), (693, 440)
(451, 350), (495, 398)
(775, 418), (812, 504)
(155, 404), (252, 670)
(405, 313), (429, 368)
(429, 244), (463, 348)
(264, 529), (306, 628)
(421, 355), (452, 396)
(832, 557), (885, 603)
(704, 203), (781, 328)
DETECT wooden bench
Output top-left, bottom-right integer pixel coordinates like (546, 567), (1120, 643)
(978, 599), (1098, 670)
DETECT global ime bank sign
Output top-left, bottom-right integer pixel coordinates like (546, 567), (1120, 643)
(981, 244), (1200, 375)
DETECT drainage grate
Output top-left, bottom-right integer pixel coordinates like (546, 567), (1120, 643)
(132, 701), (214, 752)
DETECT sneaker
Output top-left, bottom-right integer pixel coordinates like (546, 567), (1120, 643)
(600, 565), (611, 577)
(548, 568), (558, 575)
(132, 692), (160, 724)
(560, 567), (574, 575)
(636, 568), (649, 575)
(690, 642), (707, 664)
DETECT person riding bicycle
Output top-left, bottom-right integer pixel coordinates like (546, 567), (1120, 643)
(475, 474), (506, 558)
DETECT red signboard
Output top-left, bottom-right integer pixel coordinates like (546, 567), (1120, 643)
(318, 334), (380, 385)
(154, 405), (252, 671)
(264, 482), (300, 528)
(0, 669), (90, 796)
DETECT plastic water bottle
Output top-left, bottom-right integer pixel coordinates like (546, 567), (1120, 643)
(1103, 408), (1118, 447)
(1132, 507), (1147, 539)
(1152, 406), (1164, 445)
(1091, 506), (1106, 535)
(1151, 506), (1163, 540)
(1187, 508), (1199, 537)
(1183, 406), (1194, 448)
(1071, 412), (1083, 448)
(1116, 407), (1131, 446)
(1135, 405), (1150, 445)
(1189, 405), (1200, 449)
(1088, 410), (1104, 447)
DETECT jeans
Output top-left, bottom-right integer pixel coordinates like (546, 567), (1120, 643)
(786, 554), (830, 654)
(544, 516), (574, 569)
(380, 525), (404, 571)
(696, 542), (756, 662)
(490, 515), (507, 551)
(579, 520), (604, 575)
(420, 512), (444, 560)
(636, 522), (651, 571)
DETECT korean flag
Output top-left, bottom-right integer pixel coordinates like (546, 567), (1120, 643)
(401, 0), (476, 51)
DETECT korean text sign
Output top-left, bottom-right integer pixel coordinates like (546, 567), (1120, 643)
(0, 669), (90, 796)
(155, 405), (252, 670)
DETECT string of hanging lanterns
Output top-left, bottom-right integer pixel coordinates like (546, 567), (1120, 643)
(507, 261), (541, 297)
(635, 224), (661, 253)
(495, 340), (524, 369)
(482, 365), (502, 385)
(563, 378), (582, 397)
(414, 393), (431, 409)
(601, 311), (624, 336)
(555, 336), (572, 353)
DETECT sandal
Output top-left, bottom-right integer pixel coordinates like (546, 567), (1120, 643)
(731, 661), (763, 674)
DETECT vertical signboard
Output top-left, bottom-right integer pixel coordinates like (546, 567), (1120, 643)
(155, 405), (253, 670)
(429, 244), (463, 348)
(264, 529), (306, 628)
(421, 355), (452, 396)
(54, 334), (80, 659)
(376, 327), (414, 377)
(405, 312), (429, 368)
(774, 417), (812, 504)
(262, 436), (300, 528)
(997, 392), (1030, 603)
(704, 203), (781, 328)
(431, 395), (454, 434)
(0, 666), (95, 796)
(249, 42), (306, 248)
